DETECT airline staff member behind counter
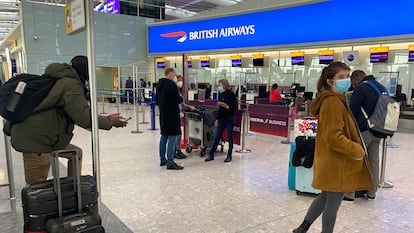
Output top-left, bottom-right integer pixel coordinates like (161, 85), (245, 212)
(269, 83), (282, 105)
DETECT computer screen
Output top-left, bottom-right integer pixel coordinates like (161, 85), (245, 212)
(370, 52), (388, 63)
(253, 58), (264, 66)
(292, 56), (305, 65)
(409, 51), (414, 62)
(156, 62), (165, 68)
(231, 59), (242, 67)
(201, 60), (210, 67)
(319, 55), (334, 64)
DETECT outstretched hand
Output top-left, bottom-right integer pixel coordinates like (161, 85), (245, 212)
(108, 113), (127, 128)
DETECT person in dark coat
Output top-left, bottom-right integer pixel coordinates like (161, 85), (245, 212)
(348, 74), (385, 200)
(157, 68), (184, 170)
(205, 79), (238, 163)
(125, 77), (133, 103)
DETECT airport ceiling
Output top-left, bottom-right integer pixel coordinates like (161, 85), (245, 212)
(0, 0), (244, 42)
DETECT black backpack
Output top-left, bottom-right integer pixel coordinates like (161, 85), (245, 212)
(0, 74), (57, 126)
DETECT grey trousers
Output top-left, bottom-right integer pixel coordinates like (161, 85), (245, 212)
(344, 130), (381, 199)
(304, 191), (344, 233)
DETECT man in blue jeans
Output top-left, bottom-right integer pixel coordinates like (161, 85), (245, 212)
(205, 79), (238, 163)
(157, 68), (184, 170)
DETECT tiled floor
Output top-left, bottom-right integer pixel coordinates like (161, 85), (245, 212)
(1, 104), (414, 233)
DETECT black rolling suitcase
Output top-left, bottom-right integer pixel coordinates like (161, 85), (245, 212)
(45, 150), (105, 232)
(21, 149), (100, 233)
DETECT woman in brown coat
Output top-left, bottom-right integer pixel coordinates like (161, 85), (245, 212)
(292, 62), (374, 233)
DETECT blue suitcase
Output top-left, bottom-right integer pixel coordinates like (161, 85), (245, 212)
(295, 163), (321, 195)
(288, 142), (296, 190)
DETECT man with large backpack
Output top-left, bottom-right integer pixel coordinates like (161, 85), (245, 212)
(348, 73), (390, 200)
(10, 56), (127, 185)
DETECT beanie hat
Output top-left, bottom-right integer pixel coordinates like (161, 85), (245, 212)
(70, 55), (89, 83)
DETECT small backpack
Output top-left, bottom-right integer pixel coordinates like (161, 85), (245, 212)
(360, 81), (400, 138)
(0, 73), (57, 124)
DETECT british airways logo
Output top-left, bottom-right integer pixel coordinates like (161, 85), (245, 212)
(160, 25), (256, 43)
(160, 31), (187, 42)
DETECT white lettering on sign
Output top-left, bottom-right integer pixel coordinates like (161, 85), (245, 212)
(189, 25), (255, 41)
(250, 117), (287, 126)
(233, 126), (241, 132)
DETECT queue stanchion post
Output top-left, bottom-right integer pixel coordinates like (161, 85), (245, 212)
(100, 91), (107, 114)
(116, 91), (121, 114)
(125, 90), (131, 110)
(0, 128), (16, 202)
(131, 88), (143, 134)
(281, 104), (293, 144)
(236, 110), (251, 153)
(138, 89), (143, 113)
(149, 91), (158, 130)
(379, 137), (393, 188)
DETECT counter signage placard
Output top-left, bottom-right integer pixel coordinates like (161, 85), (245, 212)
(148, 0), (414, 54)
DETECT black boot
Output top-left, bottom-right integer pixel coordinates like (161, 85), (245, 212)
(174, 150), (185, 159)
(292, 220), (311, 233)
(224, 155), (232, 162)
(178, 150), (188, 158)
(205, 155), (214, 162)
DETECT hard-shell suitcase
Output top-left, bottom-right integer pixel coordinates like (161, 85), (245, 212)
(45, 150), (105, 233)
(288, 142), (296, 190)
(295, 164), (321, 195)
(21, 149), (100, 232)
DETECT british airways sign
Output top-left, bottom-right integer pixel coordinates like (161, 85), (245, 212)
(148, 0), (414, 54)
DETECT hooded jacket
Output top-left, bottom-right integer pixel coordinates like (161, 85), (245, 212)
(11, 63), (112, 153)
(156, 77), (181, 135)
(310, 89), (374, 192)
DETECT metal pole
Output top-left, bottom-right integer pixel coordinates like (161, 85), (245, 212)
(379, 137), (394, 188)
(100, 91), (106, 114)
(116, 66), (121, 114)
(125, 90), (131, 110)
(85, 0), (102, 213)
(236, 110), (251, 153)
(281, 106), (293, 144)
(131, 67), (143, 134)
(0, 132), (16, 200)
(140, 103), (149, 124)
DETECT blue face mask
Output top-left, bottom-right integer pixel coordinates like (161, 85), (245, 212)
(217, 86), (224, 93)
(335, 78), (351, 93)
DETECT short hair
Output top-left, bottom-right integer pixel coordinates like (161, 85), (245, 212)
(350, 70), (366, 81)
(165, 68), (175, 76)
(218, 79), (230, 89)
(272, 83), (278, 90)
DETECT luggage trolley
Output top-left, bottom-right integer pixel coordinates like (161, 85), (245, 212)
(185, 109), (223, 156)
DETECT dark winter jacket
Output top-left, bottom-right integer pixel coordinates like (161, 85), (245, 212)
(217, 90), (237, 120)
(11, 63), (112, 153)
(157, 78), (181, 135)
(349, 75), (385, 132)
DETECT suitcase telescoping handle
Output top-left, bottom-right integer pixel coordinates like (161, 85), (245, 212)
(51, 149), (82, 217)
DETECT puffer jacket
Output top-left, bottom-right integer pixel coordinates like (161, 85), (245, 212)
(309, 89), (374, 192)
(11, 63), (112, 153)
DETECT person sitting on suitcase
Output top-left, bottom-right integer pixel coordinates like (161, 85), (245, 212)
(205, 79), (238, 163)
(10, 55), (127, 185)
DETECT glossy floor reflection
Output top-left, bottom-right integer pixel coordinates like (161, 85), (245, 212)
(1, 105), (413, 233)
